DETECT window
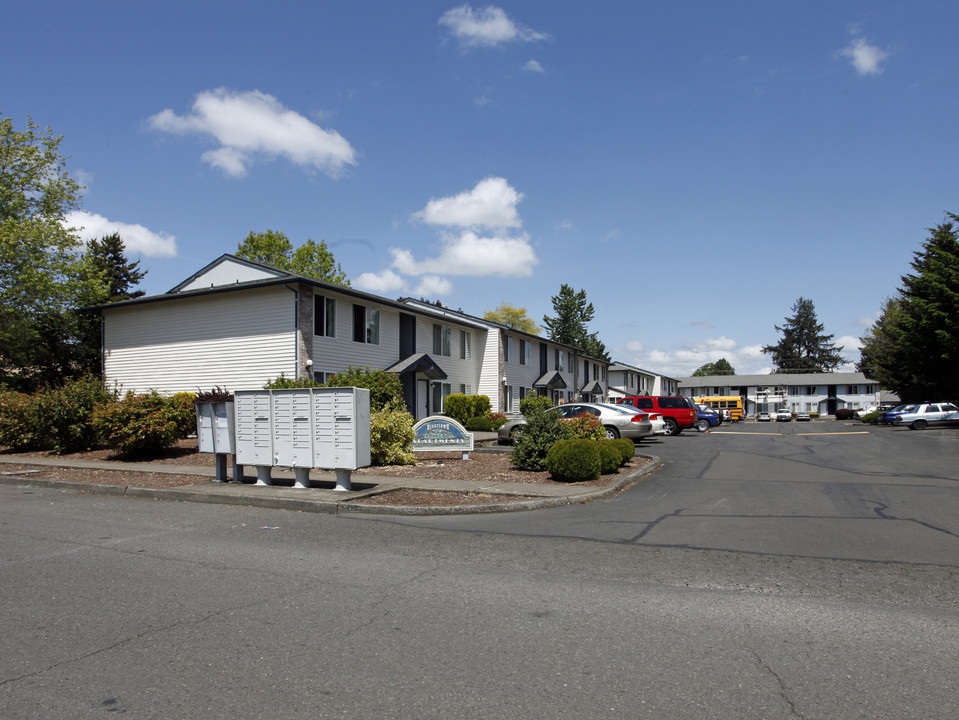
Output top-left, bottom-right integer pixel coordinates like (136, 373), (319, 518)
(432, 382), (451, 413)
(312, 371), (328, 383)
(459, 383), (472, 395)
(353, 305), (379, 344)
(848, 385), (860, 395)
(519, 339), (528, 365)
(433, 324), (451, 356)
(314, 295), (335, 337)
(504, 336), (514, 362)
(460, 330), (472, 360)
(806, 386), (817, 396)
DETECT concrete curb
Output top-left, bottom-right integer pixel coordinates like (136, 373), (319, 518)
(0, 455), (663, 515)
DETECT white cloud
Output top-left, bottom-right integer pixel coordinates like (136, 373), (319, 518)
(148, 88), (357, 177)
(523, 59), (544, 73)
(439, 5), (547, 48)
(353, 269), (407, 294)
(65, 211), (177, 258)
(616, 336), (770, 377)
(839, 37), (889, 76)
(836, 335), (861, 353)
(414, 276), (453, 296)
(390, 230), (537, 277)
(412, 176), (523, 229)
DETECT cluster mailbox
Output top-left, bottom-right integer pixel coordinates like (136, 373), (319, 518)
(234, 387), (371, 490)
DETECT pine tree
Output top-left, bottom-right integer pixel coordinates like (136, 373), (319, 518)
(762, 297), (845, 373)
(875, 215), (959, 399)
(542, 284), (609, 361)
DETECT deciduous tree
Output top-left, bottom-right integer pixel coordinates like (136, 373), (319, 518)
(237, 230), (349, 285)
(0, 114), (89, 389)
(483, 302), (540, 334)
(692, 358), (736, 376)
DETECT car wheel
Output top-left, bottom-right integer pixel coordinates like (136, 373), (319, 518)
(694, 419), (709, 432)
(604, 425), (620, 439)
(663, 418), (679, 436)
(912, 419), (928, 430)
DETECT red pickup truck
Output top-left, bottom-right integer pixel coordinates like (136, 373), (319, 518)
(617, 396), (698, 436)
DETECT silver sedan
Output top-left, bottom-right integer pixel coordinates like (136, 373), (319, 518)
(497, 402), (653, 444)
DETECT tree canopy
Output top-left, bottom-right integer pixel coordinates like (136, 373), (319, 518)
(0, 114), (91, 389)
(237, 230), (349, 286)
(857, 214), (959, 400)
(483, 302), (540, 335)
(542, 284), (609, 361)
(761, 297), (845, 373)
(691, 358), (736, 376)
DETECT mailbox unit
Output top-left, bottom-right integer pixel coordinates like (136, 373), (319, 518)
(234, 388), (371, 489)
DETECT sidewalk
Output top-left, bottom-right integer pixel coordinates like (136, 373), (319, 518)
(0, 448), (662, 516)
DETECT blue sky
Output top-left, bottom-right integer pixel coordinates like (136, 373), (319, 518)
(6, 1), (958, 376)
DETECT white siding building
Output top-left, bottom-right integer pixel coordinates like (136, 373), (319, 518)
(99, 255), (613, 420)
(677, 372), (889, 416)
(608, 362), (678, 400)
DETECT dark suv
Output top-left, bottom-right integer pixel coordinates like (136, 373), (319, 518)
(618, 396), (698, 436)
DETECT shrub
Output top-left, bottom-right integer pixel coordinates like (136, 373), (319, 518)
(465, 415), (494, 432)
(809, 412), (820, 419)
(0, 390), (44, 450)
(264, 373), (321, 389)
(35, 375), (115, 453)
(595, 440), (622, 475)
(611, 438), (635, 465)
(511, 405), (572, 472)
(443, 393), (473, 425)
(546, 439), (601, 482)
(472, 394), (492, 417)
(91, 391), (181, 457)
(195, 387), (234, 402)
(487, 412), (508, 429)
(324, 367), (403, 412)
(170, 392), (199, 438)
(563, 411), (606, 441)
(519, 394), (553, 416)
(834, 408), (857, 420)
(369, 399), (416, 466)
(861, 410), (881, 424)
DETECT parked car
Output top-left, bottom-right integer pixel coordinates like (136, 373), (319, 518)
(756, 411), (772, 422)
(693, 402), (721, 432)
(891, 402), (959, 430)
(878, 404), (912, 425)
(497, 402), (653, 444)
(855, 406), (878, 418)
(775, 408), (792, 422)
(795, 411), (812, 421)
(618, 396), (698, 436)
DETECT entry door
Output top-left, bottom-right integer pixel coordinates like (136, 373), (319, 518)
(416, 379), (430, 420)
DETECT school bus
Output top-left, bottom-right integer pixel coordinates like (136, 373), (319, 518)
(694, 395), (745, 421)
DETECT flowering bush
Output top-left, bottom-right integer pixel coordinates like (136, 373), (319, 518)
(562, 411), (606, 441)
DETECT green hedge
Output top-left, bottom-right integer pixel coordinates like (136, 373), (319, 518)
(545, 439), (601, 482)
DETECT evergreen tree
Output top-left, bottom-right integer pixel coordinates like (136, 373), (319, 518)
(863, 215), (959, 400)
(74, 233), (147, 374)
(692, 358), (736, 376)
(542, 284), (609, 361)
(762, 297), (845, 373)
(237, 230), (349, 286)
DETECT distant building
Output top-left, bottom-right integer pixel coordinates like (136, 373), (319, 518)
(676, 372), (895, 416)
(607, 362), (678, 400)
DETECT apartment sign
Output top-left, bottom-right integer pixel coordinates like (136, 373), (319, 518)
(412, 416), (474, 453)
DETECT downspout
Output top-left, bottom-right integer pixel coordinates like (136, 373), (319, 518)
(283, 283), (299, 377)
